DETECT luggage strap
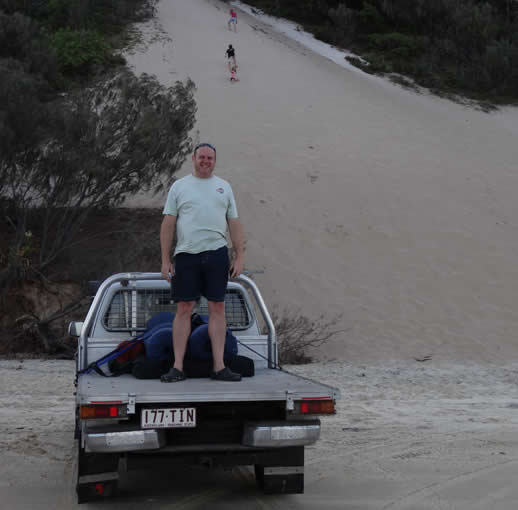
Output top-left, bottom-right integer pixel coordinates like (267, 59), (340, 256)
(235, 339), (282, 370)
(77, 334), (146, 378)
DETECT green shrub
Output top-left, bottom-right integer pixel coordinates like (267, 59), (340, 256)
(346, 56), (372, 73)
(484, 39), (518, 91)
(328, 3), (356, 44)
(0, 11), (61, 85)
(366, 33), (426, 55)
(50, 28), (111, 74)
(355, 3), (388, 34)
(355, 52), (390, 73)
(46, 0), (70, 29)
(310, 23), (338, 45)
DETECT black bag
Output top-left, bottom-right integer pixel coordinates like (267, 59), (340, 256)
(108, 359), (136, 376)
(229, 355), (255, 377)
(132, 357), (170, 379)
(183, 355), (255, 378)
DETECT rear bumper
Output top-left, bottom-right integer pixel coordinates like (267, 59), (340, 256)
(85, 429), (166, 453)
(242, 420), (320, 447)
(84, 420), (320, 453)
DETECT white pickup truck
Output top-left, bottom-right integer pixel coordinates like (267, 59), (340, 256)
(70, 272), (340, 503)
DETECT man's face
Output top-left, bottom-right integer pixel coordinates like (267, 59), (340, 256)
(192, 146), (216, 178)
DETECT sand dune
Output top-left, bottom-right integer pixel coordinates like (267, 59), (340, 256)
(125, 0), (518, 362)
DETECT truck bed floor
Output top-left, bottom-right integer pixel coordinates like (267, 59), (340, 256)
(77, 367), (338, 404)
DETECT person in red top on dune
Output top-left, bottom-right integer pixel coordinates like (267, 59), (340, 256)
(228, 8), (237, 32)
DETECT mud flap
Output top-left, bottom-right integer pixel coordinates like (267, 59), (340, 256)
(254, 446), (304, 494)
(76, 439), (120, 503)
(257, 466), (304, 494)
(77, 475), (118, 503)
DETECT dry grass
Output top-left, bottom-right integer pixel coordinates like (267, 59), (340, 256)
(272, 310), (344, 364)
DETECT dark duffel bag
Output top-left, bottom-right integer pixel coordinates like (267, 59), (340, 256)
(132, 357), (170, 379)
(187, 324), (238, 361)
(229, 354), (255, 377)
(132, 355), (255, 380)
(183, 355), (254, 378)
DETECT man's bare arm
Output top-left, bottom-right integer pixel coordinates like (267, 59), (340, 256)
(227, 217), (244, 278)
(160, 215), (177, 281)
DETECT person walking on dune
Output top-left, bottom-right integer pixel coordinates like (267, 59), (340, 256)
(225, 44), (237, 72)
(228, 8), (237, 32)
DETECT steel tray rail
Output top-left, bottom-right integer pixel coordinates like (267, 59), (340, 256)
(77, 273), (278, 371)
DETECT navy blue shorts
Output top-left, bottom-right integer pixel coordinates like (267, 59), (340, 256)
(173, 246), (229, 302)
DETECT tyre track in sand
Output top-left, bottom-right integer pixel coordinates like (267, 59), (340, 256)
(381, 457), (518, 510)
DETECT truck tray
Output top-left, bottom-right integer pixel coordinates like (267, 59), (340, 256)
(77, 367), (339, 405)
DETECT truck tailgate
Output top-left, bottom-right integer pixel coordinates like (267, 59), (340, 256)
(77, 368), (339, 404)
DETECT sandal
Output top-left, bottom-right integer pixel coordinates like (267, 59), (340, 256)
(160, 367), (186, 383)
(210, 367), (242, 382)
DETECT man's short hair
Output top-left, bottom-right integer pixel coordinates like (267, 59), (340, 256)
(194, 143), (216, 156)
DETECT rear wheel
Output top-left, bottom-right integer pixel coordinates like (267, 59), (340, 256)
(76, 433), (120, 504)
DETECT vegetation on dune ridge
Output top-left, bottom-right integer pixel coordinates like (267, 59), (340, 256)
(237, 0), (518, 105)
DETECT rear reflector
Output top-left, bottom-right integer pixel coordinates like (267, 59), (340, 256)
(296, 400), (335, 415)
(80, 405), (127, 419)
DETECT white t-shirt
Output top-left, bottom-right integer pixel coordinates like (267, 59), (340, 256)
(163, 174), (239, 256)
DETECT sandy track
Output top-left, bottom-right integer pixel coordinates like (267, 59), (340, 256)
(2, 359), (518, 508)
(124, 0), (518, 363)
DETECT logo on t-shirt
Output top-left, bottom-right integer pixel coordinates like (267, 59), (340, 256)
(216, 187), (224, 194)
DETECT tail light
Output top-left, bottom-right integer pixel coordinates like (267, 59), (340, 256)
(294, 399), (335, 415)
(80, 404), (127, 419)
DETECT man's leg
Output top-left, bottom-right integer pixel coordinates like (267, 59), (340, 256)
(172, 301), (196, 371)
(203, 247), (240, 381)
(162, 252), (202, 382)
(207, 300), (226, 373)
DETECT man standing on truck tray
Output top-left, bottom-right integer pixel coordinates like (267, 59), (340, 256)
(160, 143), (245, 382)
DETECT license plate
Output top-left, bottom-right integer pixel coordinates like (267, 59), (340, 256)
(141, 407), (196, 429)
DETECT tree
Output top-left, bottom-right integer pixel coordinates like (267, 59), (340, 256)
(0, 69), (197, 293)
